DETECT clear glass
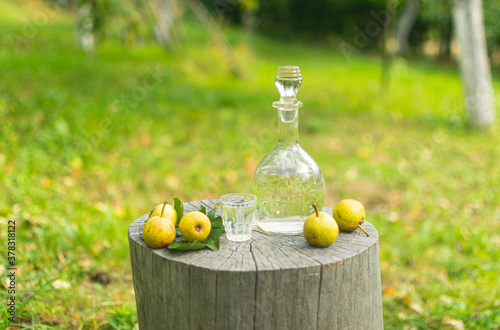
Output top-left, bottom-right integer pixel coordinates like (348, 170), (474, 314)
(220, 193), (257, 242)
(251, 66), (325, 234)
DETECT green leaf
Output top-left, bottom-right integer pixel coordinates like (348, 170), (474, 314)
(209, 219), (225, 239)
(173, 197), (184, 225)
(203, 220), (225, 250)
(202, 216), (225, 250)
(199, 204), (206, 215)
(207, 208), (217, 221)
(202, 236), (218, 251)
(167, 207), (226, 251)
(168, 240), (206, 251)
(175, 227), (181, 236)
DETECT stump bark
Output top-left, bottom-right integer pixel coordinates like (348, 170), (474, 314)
(128, 199), (383, 329)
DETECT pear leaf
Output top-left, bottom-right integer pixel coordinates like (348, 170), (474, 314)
(168, 240), (206, 251)
(167, 201), (226, 251)
(202, 236), (217, 251)
(202, 209), (225, 250)
(173, 198), (184, 225)
(207, 208), (217, 221)
(203, 220), (225, 250)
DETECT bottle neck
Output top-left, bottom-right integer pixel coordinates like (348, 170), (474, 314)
(277, 109), (299, 147)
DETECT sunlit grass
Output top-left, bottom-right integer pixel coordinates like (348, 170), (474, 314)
(1, 0), (499, 328)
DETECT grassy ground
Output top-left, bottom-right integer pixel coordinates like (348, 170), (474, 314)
(1, 0), (500, 328)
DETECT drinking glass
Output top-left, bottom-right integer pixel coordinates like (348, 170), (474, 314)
(220, 193), (257, 242)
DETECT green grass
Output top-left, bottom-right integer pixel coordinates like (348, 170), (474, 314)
(1, 0), (500, 328)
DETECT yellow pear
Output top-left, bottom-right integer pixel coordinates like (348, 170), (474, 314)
(179, 211), (211, 243)
(303, 204), (339, 247)
(143, 202), (176, 248)
(332, 199), (369, 237)
(149, 202), (177, 227)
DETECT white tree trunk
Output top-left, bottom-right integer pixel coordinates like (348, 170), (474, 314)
(152, 0), (180, 49)
(452, 0), (495, 128)
(77, 3), (95, 55)
(395, 0), (420, 55)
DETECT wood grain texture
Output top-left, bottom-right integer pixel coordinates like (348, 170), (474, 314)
(129, 200), (383, 329)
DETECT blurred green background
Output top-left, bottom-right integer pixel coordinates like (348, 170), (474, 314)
(1, 0), (499, 328)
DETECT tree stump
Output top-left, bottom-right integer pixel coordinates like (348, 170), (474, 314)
(128, 199), (383, 329)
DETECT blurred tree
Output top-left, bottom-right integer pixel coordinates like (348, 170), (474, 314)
(77, 0), (97, 54)
(149, 0), (182, 49)
(408, 0), (500, 62)
(188, 0), (243, 77)
(214, 0), (388, 50)
(395, 0), (420, 55)
(240, 0), (259, 36)
(74, 0), (191, 54)
(73, 0), (243, 74)
(483, 0), (500, 64)
(76, 0), (150, 53)
(419, 0), (453, 60)
(452, 0), (495, 128)
(48, 0), (499, 59)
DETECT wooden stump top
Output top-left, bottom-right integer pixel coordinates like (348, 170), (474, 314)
(128, 199), (379, 272)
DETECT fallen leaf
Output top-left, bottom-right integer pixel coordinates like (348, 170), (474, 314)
(443, 317), (465, 330)
(373, 153), (389, 163)
(78, 258), (93, 270)
(382, 286), (396, 298)
(140, 134), (151, 146)
(63, 176), (74, 187)
(436, 269), (448, 282)
(409, 302), (423, 314)
(325, 137), (343, 151)
(57, 251), (66, 263)
(438, 197), (451, 210)
(397, 312), (407, 320)
(401, 285), (424, 314)
(440, 295), (453, 305)
(71, 169), (82, 178)
(387, 211), (399, 223)
(41, 177), (52, 188)
(5, 163), (13, 174)
(346, 167), (358, 181)
(409, 204), (421, 221)
(53, 280), (71, 289)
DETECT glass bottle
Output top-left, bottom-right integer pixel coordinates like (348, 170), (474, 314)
(251, 65), (325, 234)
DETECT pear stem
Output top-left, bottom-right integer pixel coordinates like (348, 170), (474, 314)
(312, 204), (320, 217)
(357, 224), (369, 237)
(161, 201), (167, 218)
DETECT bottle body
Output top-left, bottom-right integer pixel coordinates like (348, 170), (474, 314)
(252, 146), (325, 234)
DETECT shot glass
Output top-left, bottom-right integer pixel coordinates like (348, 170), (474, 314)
(220, 193), (257, 242)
